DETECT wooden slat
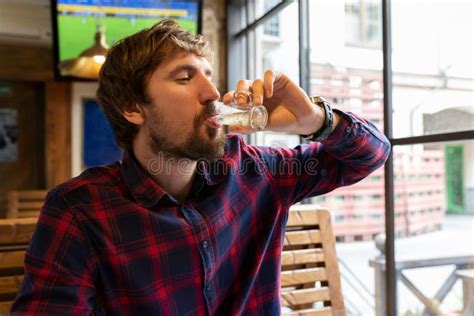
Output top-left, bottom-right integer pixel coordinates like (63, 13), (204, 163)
(281, 288), (331, 307)
(284, 230), (321, 246)
(316, 211), (345, 313)
(281, 249), (325, 266)
(0, 218), (38, 245)
(287, 209), (320, 227)
(17, 202), (44, 211)
(17, 211), (41, 219)
(7, 190), (46, 219)
(0, 217), (38, 312)
(282, 306), (335, 316)
(15, 191), (47, 200)
(0, 301), (13, 314)
(0, 275), (24, 296)
(281, 268), (328, 287)
(0, 251), (25, 270)
(281, 208), (346, 314)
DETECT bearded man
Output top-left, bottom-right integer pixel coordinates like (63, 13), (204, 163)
(12, 20), (390, 315)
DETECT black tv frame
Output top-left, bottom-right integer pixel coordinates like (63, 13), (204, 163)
(50, 0), (203, 82)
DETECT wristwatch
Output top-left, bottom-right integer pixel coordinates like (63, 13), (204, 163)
(301, 96), (334, 142)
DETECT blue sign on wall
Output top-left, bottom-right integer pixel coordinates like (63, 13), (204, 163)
(83, 100), (122, 168)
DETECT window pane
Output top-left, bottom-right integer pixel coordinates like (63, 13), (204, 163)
(389, 141), (474, 314)
(253, 1), (299, 82)
(249, 0), (283, 24)
(310, 1), (384, 315)
(345, 0), (382, 47)
(253, 1), (299, 147)
(392, 1), (474, 138)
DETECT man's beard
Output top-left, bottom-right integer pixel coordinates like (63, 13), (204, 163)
(146, 106), (226, 162)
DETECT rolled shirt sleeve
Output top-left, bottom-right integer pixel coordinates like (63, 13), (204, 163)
(248, 110), (391, 206)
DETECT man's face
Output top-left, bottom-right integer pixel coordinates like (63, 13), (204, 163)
(142, 52), (226, 161)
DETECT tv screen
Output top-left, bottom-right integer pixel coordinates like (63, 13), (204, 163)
(51, 0), (202, 80)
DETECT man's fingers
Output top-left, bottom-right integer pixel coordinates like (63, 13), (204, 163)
(226, 72), (277, 106)
(222, 91), (235, 104)
(235, 80), (252, 105)
(251, 79), (264, 105)
(263, 70), (276, 98)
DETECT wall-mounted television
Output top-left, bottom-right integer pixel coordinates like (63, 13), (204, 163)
(50, 0), (203, 81)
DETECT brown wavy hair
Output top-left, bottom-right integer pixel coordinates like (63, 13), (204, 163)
(96, 19), (213, 150)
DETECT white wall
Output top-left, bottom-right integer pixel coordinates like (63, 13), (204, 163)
(0, 0), (51, 46)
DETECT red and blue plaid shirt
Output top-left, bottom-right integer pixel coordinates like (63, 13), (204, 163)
(12, 110), (390, 315)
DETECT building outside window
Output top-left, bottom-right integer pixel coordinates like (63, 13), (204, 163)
(345, 0), (382, 47)
(263, 0), (280, 37)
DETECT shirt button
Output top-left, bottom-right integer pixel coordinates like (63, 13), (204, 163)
(345, 126), (351, 133)
(202, 240), (209, 249)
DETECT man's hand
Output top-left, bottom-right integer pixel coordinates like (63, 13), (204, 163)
(222, 70), (338, 135)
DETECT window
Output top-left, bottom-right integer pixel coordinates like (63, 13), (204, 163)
(345, 0), (382, 47)
(263, 0), (280, 37)
(229, 0), (299, 146)
(393, 141), (473, 313)
(227, 0), (473, 314)
(255, 1), (298, 82)
(391, 1), (474, 138)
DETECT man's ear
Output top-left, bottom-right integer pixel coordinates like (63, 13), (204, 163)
(122, 104), (145, 125)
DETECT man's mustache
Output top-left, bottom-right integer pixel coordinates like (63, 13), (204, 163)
(194, 101), (218, 127)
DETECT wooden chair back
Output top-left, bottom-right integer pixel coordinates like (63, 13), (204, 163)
(281, 206), (346, 316)
(0, 217), (37, 314)
(6, 190), (48, 219)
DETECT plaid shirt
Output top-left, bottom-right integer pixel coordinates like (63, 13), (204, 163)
(12, 110), (390, 315)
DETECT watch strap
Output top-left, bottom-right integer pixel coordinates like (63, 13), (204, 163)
(301, 96), (334, 142)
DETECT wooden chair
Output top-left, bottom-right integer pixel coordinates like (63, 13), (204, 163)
(281, 206), (346, 316)
(0, 217), (38, 314)
(6, 190), (48, 219)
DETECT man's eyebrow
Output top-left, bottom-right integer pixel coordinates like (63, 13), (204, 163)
(166, 65), (196, 78)
(166, 64), (213, 79)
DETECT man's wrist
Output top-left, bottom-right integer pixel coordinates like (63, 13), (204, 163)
(300, 97), (334, 142)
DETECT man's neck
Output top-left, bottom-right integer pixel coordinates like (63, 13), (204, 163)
(133, 141), (197, 203)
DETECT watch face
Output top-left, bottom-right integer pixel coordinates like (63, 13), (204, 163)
(310, 96), (328, 104)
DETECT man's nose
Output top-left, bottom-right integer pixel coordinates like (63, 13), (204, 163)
(200, 77), (220, 103)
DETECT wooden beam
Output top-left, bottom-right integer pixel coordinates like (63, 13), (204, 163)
(45, 82), (72, 188)
(0, 45), (54, 81)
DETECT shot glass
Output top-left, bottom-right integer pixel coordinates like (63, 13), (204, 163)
(209, 94), (268, 130)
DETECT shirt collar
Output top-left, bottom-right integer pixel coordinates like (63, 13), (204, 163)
(120, 151), (226, 208)
(120, 151), (168, 208)
(197, 135), (244, 186)
(197, 159), (226, 186)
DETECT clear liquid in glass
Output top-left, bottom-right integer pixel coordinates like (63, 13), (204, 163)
(211, 102), (268, 130)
